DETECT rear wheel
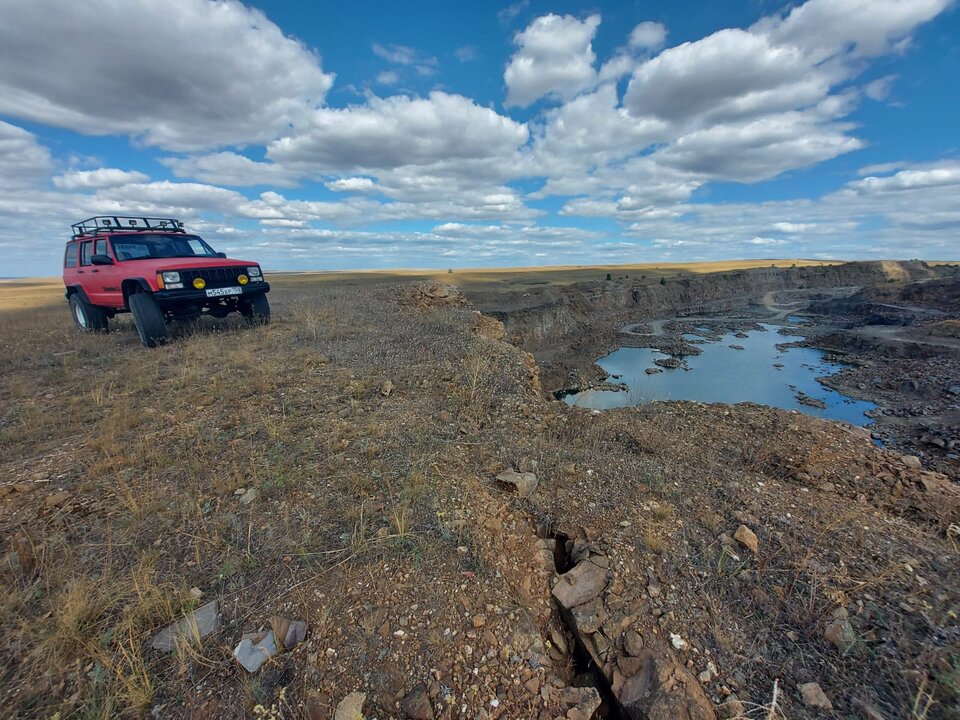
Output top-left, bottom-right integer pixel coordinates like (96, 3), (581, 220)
(129, 293), (168, 347)
(241, 293), (270, 324)
(69, 294), (108, 332)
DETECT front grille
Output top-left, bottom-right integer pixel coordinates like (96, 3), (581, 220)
(178, 267), (247, 289)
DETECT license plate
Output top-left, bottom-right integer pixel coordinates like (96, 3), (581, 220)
(205, 286), (242, 297)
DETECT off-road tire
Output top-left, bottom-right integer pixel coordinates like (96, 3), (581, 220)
(241, 293), (271, 325)
(69, 294), (108, 332)
(129, 293), (168, 347)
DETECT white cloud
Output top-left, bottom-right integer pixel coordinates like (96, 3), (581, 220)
(845, 161), (960, 193)
(268, 92), (528, 173)
(754, 0), (952, 62)
(0, 121), (53, 189)
(864, 75), (897, 101)
(1, 0), (957, 276)
(376, 70), (401, 86)
(624, 29), (827, 125)
(504, 14), (601, 107)
(652, 109), (864, 181)
(772, 222), (816, 233)
(162, 152), (301, 188)
(372, 43), (437, 75)
(498, 0), (529, 26)
(454, 45), (480, 62)
(629, 22), (668, 51)
(746, 236), (787, 245)
(92, 181), (247, 216)
(0, 0), (334, 151)
(326, 177), (377, 192)
(53, 168), (150, 190)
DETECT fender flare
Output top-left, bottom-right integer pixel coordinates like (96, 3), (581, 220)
(65, 285), (92, 304)
(121, 278), (152, 308)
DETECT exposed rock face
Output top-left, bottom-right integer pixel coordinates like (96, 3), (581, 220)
(470, 261), (937, 391)
(552, 549), (715, 720)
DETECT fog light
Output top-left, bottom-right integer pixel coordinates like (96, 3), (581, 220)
(193, 278), (206, 289)
(238, 274), (249, 285)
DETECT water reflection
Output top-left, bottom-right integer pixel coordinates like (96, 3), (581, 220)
(565, 324), (875, 425)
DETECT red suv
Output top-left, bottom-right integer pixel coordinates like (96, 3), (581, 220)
(63, 216), (270, 347)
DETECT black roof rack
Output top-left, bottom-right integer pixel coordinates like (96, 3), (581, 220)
(71, 216), (186, 239)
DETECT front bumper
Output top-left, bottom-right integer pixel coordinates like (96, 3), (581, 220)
(153, 281), (270, 303)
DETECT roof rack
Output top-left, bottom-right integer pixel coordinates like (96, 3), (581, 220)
(71, 216), (186, 239)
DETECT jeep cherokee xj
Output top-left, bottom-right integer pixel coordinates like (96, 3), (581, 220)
(63, 216), (270, 347)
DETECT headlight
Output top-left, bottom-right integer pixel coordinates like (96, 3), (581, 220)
(238, 274), (249, 286)
(193, 278), (206, 289)
(248, 266), (262, 277)
(162, 271), (180, 284)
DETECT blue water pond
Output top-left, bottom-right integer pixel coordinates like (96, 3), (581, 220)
(565, 323), (875, 425)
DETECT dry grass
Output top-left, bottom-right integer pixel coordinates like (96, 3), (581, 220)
(1, 267), (956, 719)
(0, 273), (528, 716)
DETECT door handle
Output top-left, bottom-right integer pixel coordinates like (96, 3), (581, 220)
(91, 269), (99, 273)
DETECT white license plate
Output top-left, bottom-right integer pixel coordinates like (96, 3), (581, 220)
(205, 286), (242, 297)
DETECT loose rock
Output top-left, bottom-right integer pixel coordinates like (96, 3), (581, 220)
(496, 469), (538, 499)
(552, 557), (609, 609)
(733, 525), (759, 555)
(401, 684), (434, 720)
(334, 692), (366, 720)
(799, 682), (833, 710)
(233, 629), (277, 672)
(151, 600), (219, 652)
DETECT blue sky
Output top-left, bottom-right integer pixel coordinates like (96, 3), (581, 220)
(0, 0), (958, 276)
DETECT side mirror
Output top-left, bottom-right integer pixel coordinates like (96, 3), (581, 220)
(215, 252), (227, 258)
(91, 254), (114, 266)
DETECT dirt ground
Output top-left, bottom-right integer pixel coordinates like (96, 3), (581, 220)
(1, 264), (958, 720)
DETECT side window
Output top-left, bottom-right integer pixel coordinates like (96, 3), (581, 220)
(64, 243), (78, 268)
(94, 239), (108, 257)
(80, 241), (93, 266)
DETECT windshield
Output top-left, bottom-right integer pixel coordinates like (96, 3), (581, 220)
(111, 233), (218, 260)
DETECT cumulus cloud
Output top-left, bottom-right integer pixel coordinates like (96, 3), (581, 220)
(0, 121), (53, 188)
(161, 153), (301, 188)
(267, 92), (529, 173)
(0, 0), (334, 151)
(1, 0), (956, 275)
(629, 22), (668, 51)
(504, 14), (601, 107)
(652, 110), (864, 181)
(754, 0), (952, 61)
(624, 29), (828, 125)
(326, 177), (377, 193)
(845, 161), (960, 194)
(53, 168), (150, 190)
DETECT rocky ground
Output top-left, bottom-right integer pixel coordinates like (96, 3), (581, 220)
(0, 265), (958, 719)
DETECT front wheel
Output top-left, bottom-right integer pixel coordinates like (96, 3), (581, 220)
(240, 293), (270, 325)
(129, 293), (168, 347)
(69, 294), (108, 332)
